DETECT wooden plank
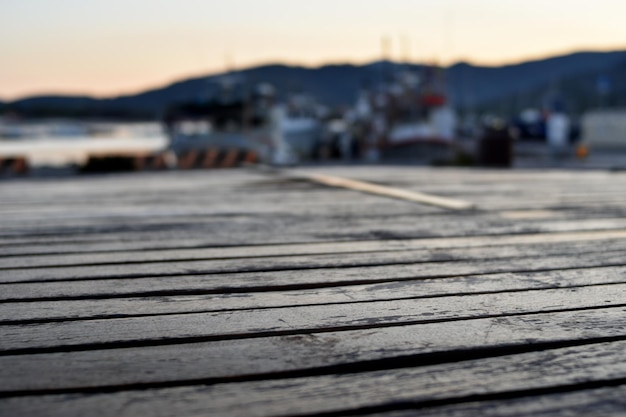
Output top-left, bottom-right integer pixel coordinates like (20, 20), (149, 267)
(0, 166), (624, 417)
(11, 340), (617, 417)
(1, 249), (624, 284)
(371, 386), (626, 417)
(0, 189), (426, 219)
(3, 185), (626, 222)
(2, 234), (625, 270)
(2, 285), (626, 353)
(290, 168), (626, 210)
(2, 258), (624, 303)
(2, 228), (625, 258)
(2, 214), (626, 250)
(3, 266), (626, 323)
(1, 308), (624, 394)
(3, 209), (625, 243)
(102, 341), (626, 417)
(306, 166), (625, 184)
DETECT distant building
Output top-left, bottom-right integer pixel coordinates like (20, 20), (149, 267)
(582, 110), (626, 150)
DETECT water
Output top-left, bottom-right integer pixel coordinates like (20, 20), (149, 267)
(0, 121), (168, 167)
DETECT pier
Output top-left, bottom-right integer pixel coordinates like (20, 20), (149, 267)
(1, 165), (626, 416)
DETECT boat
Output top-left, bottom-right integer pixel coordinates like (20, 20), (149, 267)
(163, 77), (322, 165)
(349, 64), (458, 161)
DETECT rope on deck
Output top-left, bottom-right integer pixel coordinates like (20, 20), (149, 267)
(302, 173), (476, 210)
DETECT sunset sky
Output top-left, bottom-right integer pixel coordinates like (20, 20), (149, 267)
(2, 0), (625, 100)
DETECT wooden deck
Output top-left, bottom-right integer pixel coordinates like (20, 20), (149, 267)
(1, 166), (625, 416)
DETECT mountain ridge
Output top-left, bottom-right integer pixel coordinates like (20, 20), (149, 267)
(4, 49), (626, 119)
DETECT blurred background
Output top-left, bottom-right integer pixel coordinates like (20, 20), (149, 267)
(2, 0), (626, 175)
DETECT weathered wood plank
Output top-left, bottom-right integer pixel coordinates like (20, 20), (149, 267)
(2, 210), (625, 251)
(75, 341), (626, 417)
(2, 235), (625, 271)
(2, 338), (626, 416)
(2, 267), (625, 322)
(2, 249), (624, 284)
(0, 166), (624, 417)
(2, 285), (625, 353)
(298, 169), (626, 209)
(3, 261), (623, 305)
(2, 228), (624, 259)
(372, 386), (626, 417)
(2, 211), (626, 248)
(0, 189), (432, 223)
(302, 166), (624, 182)
(1, 308), (624, 394)
(3, 189), (626, 226)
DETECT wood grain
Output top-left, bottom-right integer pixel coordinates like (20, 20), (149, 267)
(1, 166), (625, 416)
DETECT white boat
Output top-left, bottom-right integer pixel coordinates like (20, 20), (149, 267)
(164, 82), (322, 163)
(348, 67), (458, 161)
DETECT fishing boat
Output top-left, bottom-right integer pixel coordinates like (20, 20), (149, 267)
(351, 64), (458, 161)
(163, 78), (321, 165)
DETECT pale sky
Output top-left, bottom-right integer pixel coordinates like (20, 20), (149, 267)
(1, 0), (625, 100)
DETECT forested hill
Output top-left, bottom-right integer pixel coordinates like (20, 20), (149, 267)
(4, 50), (626, 119)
